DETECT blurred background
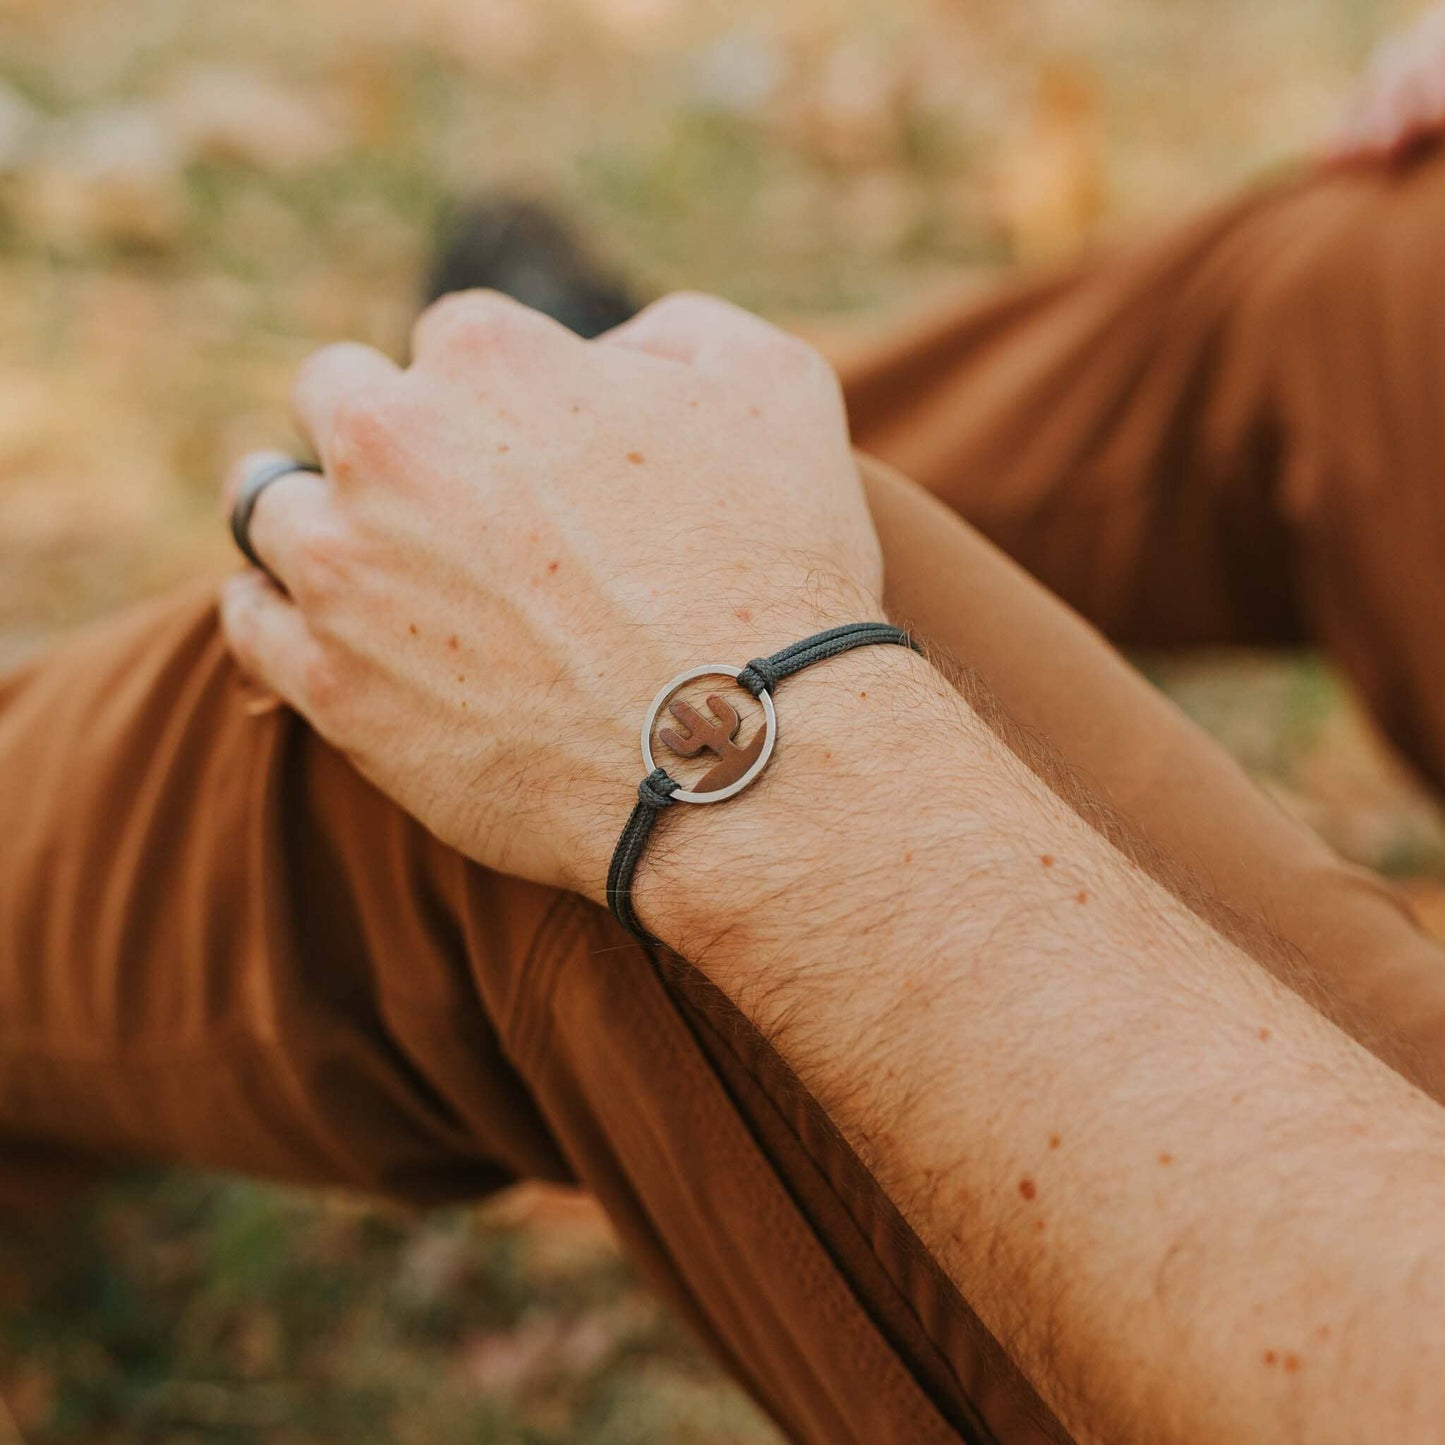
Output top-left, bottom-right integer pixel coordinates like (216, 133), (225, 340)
(2, 0), (1444, 1440)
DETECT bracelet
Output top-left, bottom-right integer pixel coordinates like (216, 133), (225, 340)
(606, 621), (922, 944)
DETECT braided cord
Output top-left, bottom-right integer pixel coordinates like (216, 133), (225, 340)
(606, 622), (919, 945)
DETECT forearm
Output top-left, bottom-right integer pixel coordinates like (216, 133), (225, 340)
(635, 645), (1445, 1444)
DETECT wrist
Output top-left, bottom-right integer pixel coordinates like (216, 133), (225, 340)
(627, 639), (956, 969)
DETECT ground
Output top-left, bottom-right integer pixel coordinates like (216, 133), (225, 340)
(1, 1), (1442, 1441)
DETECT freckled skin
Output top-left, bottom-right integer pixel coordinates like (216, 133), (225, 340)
(547, 560), (559, 574)
(1048, 1134), (1061, 1150)
(1284, 1354), (1301, 1373)
(408, 623), (418, 637)
(1264, 1351), (1277, 1367)
(734, 607), (752, 623)
(447, 635), (459, 651)
(496, 442), (510, 453)
(1259, 1027), (1272, 1041)
(626, 451), (645, 464)
(1158, 1152), (1174, 1166)
(1040, 854), (1054, 868)
(1019, 1178), (1038, 1201)
(1075, 889), (1089, 904)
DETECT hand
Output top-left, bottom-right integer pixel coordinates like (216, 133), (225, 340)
(219, 291), (885, 895)
(1328, 5), (1445, 163)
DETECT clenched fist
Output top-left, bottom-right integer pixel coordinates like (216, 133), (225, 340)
(220, 291), (885, 896)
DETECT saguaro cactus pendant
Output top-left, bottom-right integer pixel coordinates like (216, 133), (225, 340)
(658, 693), (768, 792)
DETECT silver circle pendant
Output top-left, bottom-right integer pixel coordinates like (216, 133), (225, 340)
(641, 665), (778, 804)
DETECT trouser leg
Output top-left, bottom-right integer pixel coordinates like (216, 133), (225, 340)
(835, 154), (1445, 794)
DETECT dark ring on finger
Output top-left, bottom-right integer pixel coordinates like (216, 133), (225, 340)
(230, 457), (323, 581)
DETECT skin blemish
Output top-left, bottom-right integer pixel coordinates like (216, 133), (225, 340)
(496, 442), (510, 453)
(904, 851), (913, 864)
(408, 623), (418, 637)
(455, 674), (465, 684)
(748, 404), (761, 417)
(1034, 1219), (1046, 1233)
(1040, 854), (1054, 868)
(1018, 1178), (1038, 1202)
(569, 402), (582, 414)
(547, 560), (560, 574)
(1284, 1354), (1301, 1373)
(1048, 1134), (1061, 1150)
(735, 606), (753, 623)
(1263, 1351), (1277, 1367)
(1316, 1325), (1332, 1341)
(1075, 889), (1089, 905)
(626, 450), (646, 464)
(1258, 1027), (1272, 1042)
(447, 635), (459, 651)
(1231, 1092), (1245, 1105)
(528, 531), (539, 545)
(859, 690), (868, 699)
(1158, 1152), (1174, 1166)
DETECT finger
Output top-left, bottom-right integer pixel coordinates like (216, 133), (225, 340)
(409, 288), (576, 375)
(219, 569), (334, 725)
(289, 341), (401, 468)
(224, 450), (335, 595)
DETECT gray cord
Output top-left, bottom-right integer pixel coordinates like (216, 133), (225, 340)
(606, 622), (920, 944)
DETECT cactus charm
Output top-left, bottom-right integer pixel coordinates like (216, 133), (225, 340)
(640, 665), (778, 804)
(659, 693), (769, 793)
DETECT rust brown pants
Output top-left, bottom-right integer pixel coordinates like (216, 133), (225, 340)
(8, 154), (1445, 1445)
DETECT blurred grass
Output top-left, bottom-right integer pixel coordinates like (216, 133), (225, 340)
(2, 0), (1445, 1440)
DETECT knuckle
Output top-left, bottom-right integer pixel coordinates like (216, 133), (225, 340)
(298, 647), (345, 717)
(654, 289), (741, 331)
(422, 291), (524, 353)
(290, 525), (354, 609)
(649, 289), (711, 318)
(218, 589), (257, 660)
(768, 331), (836, 387)
(328, 389), (401, 470)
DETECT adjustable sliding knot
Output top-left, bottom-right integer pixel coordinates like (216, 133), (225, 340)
(737, 657), (780, 697)
(638, 768), (680, 809)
